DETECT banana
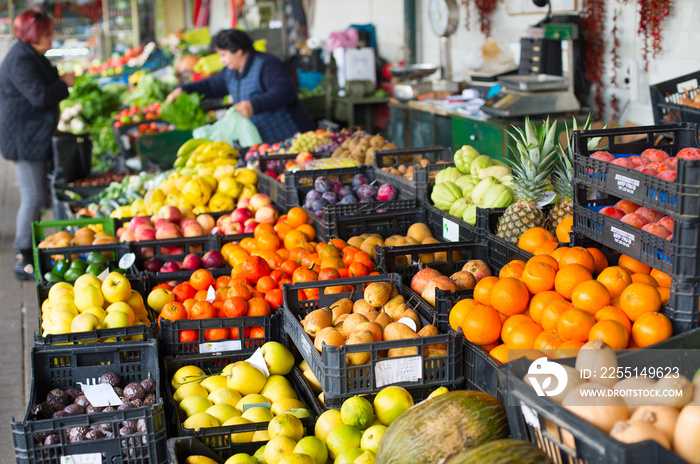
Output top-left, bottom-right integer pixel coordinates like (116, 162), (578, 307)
(176, 138), (210, 159)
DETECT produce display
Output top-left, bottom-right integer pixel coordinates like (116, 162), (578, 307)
(303, 174), (399, 217)
(589, 146), (700, 182)
(112, 102), (162, 127)
(37, 226), (118, 248)
(599, 200), (675, 240)
(44, 251), (122, 282)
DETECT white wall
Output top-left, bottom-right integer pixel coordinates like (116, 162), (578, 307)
(309, 0), (700, 125)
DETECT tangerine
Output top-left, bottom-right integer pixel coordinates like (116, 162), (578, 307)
(283, 229), (309, 250)
(247, 297), (272, 317)
(558, 247), (596, 274)
(241, 256), (271, 284)
(540, 299), (574, 331)
(449, 298), (480, 333)
(253, 223), (276, 239)
(521, 261), (556, 294)
(533, 330), (563, 350)
(596, 266), (633, 298)
(159, 301), (188, 326)
(554, 264), (593, 300)
(557, 308), (596, 343)
(527, 254), (559, 272)
(286, 207), (309, 228)
(473, 276), (500, 307)
(551, 247), (568, 262)
(489, 344), (509, 364)
(257, 232), (281, 251)
(618, 254), (651, 275)
(204, 328), (229, 341)
(179, 329), (198, 343)
(594, 305), (632, 334)
(650, 268), (672, 288)
(619, 283), (662, 321)
(172, 282), (196, 302)
(631, 273), (659, 287)
(631, 312), (672, 348)
(518, 227), (556, 254)
(533, 241), (560, 256)
(555, 216), (574, 243)
(588, 319), (629, 349)
(501, 314), (535, 344)
(657, 287), (670, 305)
(499, 260), (526, 279)
(586, 247), (609, 274)
(296, 224), (316, 241)
(256, 276), (276, 293)
(190, 269), (215, 292)
(507, 323), (544, 350)
(264, 288), (284, 309)
(190, 300), (216, 319)
(274, 222), (293, 240)
(462, 304), (503, 346)
(570, 280), (611, 315)
(529, 291), (565, 324)
(348, 262), (369, 277)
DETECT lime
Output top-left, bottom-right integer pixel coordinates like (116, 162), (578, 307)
(373, 386), (414, 426)
(253, 445), (266, 463)
(70, 259), (88, 272)
(340, 396), (374, 430)
(86, 263), (106, 276)
(325, 424), (361, 459)
(224, 453), (257, 464)
(268, 413), (304, 441)
(293, 436), (328, 464)
(52, 259), (69, 276)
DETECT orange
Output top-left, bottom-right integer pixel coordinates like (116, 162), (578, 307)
(300, 252), (321, 271)
(247, 297), (272, 317)
(228, 249), (251, 267)
(215, 275), (232, 291)
(570, 280), (611, 315)
(555, 216), (574, 242)
(239, 237), (258, 252)
(507, 323), (544, 350)
(657, 287), (670, 305)
(489, 344), (509, 364)
(558, 247), (596, 274)
(650, 268), (671, 288)
(318, 267), (341, 281)
(518, 227), (556, 254)
(274, 222), (293, 240)
(329, 238), (347, 250)
(540, 299), (574, 331)
(292, 267), (318, 283)
(159, 301), (188, 326)
(596, 266), (633, 298)
(618, 254), (651, 275)
(249, 325), (265, 341)
(551, 247), (568, 262)
(284, 229), (309, 250)
(533, 241), (560, 256)
(228, 283), (252, 301)
(449, 298), (480, 333)
(490, 278), (530, 316)
(190, 269), (215, 292)
(631, 312), (672, 348)
(610, 297), (621, 309)
(527, 254), (559, 272)
(586, 247), (609, 274)
(172, 282), (197, 303)
(557, 308), (596, 343)
(296, 224), (316, 241)
(190, 300), (216, 319)
(499, 260), (526, 279)
(352, 251), (373, 269)
(256, 232), (281, 251)
(179, 329), (198, 343)
(631, 273), (659, 287)
(533, 330), (563, 350)
(521, 262), (556, 294)
(461, 304), (503, 345)
(258, 250), (283, 270)
(219, 296), (248, 318)
(286, 207), (309, 228)
(151, 283), (173, 292)
(276, 247), (290, 260)
(221, 242), (242, 262)
(588, 319), (629, 349)
(501, 314), (535, 344)
(595, 305), (632, 334)
(619, 283), (662, 321)
(204, 328), (229, 341)
(256, 276), (276, 294)
(253, 223), (276, 239)
(529, 291), (565, 324)
(348, 262), (369, 277)
(264, 288), (284, 309)
(320, 256), (344, 270)
(474, 276), (499, 307)
(552, 339), (584, 358)
(554, 264), (593, 300)
(241, 256), (271, 284)
(194, 290), (209, 301)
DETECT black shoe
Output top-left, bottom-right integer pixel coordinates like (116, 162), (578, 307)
(14, 250), (35, 281)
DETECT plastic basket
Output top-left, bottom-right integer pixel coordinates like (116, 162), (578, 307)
(572, 122), (700, 218)
(280, 274), (464, 406)
(334, 208), (430, 243)
(32, 217), (116, 248)
(373, 146), (453, 202)
(35, 242), (140, 284)
(479, 207), (536, 265)
(572, 184), (700, 281)
(12, 341), (167, 464)
(136, 130), (195, 170)
(166, 436), (263, 463)
(113, 119), (165, 158)
(650, 71), (700, 126)
(164, 354), (320, 446)
(425, 203), (480, 242)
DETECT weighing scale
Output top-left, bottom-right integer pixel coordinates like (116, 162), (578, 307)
(390, 64), (439, 101)
(481, 23), (581, 118)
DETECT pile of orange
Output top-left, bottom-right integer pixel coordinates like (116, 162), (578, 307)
(449, 247), (673, 364)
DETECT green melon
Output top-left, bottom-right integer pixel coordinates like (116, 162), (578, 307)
(375, 390), (509, 464)
(444, 439), (553, 464)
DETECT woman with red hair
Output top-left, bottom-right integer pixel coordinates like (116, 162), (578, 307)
(0, 9), (75, 280)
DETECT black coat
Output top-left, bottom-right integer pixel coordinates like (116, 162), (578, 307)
(0, 40), (69, 161)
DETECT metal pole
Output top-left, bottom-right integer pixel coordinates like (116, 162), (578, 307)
(403, 0), (416, 65)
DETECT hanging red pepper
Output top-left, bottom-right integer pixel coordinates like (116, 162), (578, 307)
(638, 0), (672, 71)
(580, 0), (606, 119)
(461, 0), (499, 37)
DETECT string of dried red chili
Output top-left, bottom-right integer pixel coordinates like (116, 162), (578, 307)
(580, 0), (606, 118)
(638, 0), (672, 71)
(461, 0), (499, 37)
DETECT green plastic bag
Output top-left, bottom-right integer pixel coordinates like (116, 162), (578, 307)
(193, 107), (262, 148)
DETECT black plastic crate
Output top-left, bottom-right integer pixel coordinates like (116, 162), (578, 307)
(34, 277), (157, 346)
(374, 146), (453, 202)
(479, 207), (537, 266)
(334, 208), (429, 243)
(164, 354), (320, 447)
(257, 171), (295, 211)
(12, 341), (167, 464)
(572, 184), (700, 281)
(131, 235), (222, 275)
(36, 242), (140, 284)
(159, 313), (280, 357)
(425, 203), (480, 242)
(572, 122), (700, 218)
(650, 71), (700, 126)
(499, 354), (689, 464)
(166, 436), (264, 463)
(281, 274), (464, 405)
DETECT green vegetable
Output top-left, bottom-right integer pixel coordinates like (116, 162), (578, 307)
(161, 92), (213, 130)
(470, 155), (493, 177)
(482, 184), (514, 208)
(453, 145), (480, 174)
(471, 177), (499, 205)
(122, 71), (174, 107)
(455, 175), (478, 199)
(463, 205), (478, 225)
(431, 182), (463, 211)
(449, 198), (471, 218)
(435, 167), (462, 184)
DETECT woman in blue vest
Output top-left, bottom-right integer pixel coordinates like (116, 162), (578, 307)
(167, 29), (314, 144)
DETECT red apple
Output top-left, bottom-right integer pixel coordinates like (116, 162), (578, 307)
(599, 206), (626, 220)
(223, 221), (244, 235)
(243, 220), (259, 234)
(203, 250), (226, 269)
(628, 156), (649, 167)
(196, 214), (216, 234)
(154, 218), (171, 230)
(612, 157), (636, 169)
(255, 205), (279, 224)
(216, 215), (232, 231)
(676, 147), (700, 160)
(614, 200), (641, 214)
(462, 259), (492, 282)
(249, 193), (272, 213)
(160, 261), (181, 273)
(421, 276), (459, 307)
(634, 166), (657, 176)
(128, 216), (153, 234)
(180, 218), (198, 230)
(411, 268), (442, 294)
(658, 216), (674, 234)
(135, 226), (156, 242)
(119, 230), (135, 242)
(155, 222), (182, 240)
(237, 197), (251, 209)
(231, 207), (254, 223)
(635, 207), (664, 224)
(183, 222), (205, 237)
(295, 152), (313, 164)
(181, 253), (203, 271)
(157, 205), (182, 223)
(620, 213), (649, 228)
(143, 257), (163, 273)
(116, 226), (126, 239)
(641, 148), (670, 162)
(657, 170), (677, 181)
(591, 151), (615, 162)
(641, 223), (671, 239)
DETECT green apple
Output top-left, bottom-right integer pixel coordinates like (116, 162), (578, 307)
(70, 312), (101, 333)
(201, 375), (228, 393)
(264, 435), (297, 464)
(183, 412), (219, 431)
(208, 387), (243, 407)
(178, 395), (213, 418)
(253, 446), (266, 463)
(278, 454), (315, 464)
(241, 406), (274, 423)
(252, 430), (270, 442)
(173, 382), (210, 403)
(102, 309), (131, 329)
(261, 383), (298, 404)
(106, 301), (135, 324)
(261, 341), (295, 375)
(101, 271), (132, 303)
(146, 288), (175, 313)
(206, 403), (240, 424)
(227, 361), (267, 396)
(333, 447), (363, 464)
(171, 365), (205, 389)
(354, 450), (376, 464)
(74, 285), (104, 312)
(264, 374), (293, 390)
(224, 453), (257, 464)
(74, 274), (102, 290)
(360, 425), (386, 453)
(293, 436), (328, 464)
(46, 317), (72, 335)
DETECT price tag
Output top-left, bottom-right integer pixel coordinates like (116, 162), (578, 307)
(397, 317), (417, 332)
(443, 218), (459, 242)
(78, 383), (122, 407)
(211, 227), (219, 235)
(97, 268), (109, 282)
(374, 356), (423, 388)
(520, 401), (540, 429)
(118, 252), (135, 270)
(242, 402), (272, 412)
(206, 285), (216, 303)
(536, 191), (557, 208)
(199, 340), (242, 353)
(60, 453), (102, 464)
(245, 348), (270, 377)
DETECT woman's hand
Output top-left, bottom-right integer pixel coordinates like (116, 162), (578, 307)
(60, 72), (75, 87)
(234, 100), (254, 118)
(165, 87), (183, 104)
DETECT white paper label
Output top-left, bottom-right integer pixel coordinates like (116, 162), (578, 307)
(614, 174), (640, 194)
(60, 453), (102, 464)
(245, 348), (270, 377)
(78, 383), (122, 407)
(211, 227), (219, 235)
(610, 226), (635, 248)
(397, 317), (417, 332)
(97, 268), (109, 282)
(242, 402), (271, 412)
(118, 252), (135, 270)
(443, 218), (459, 242)
(374, 356), (423, 388)
(536, 191), (557, 208)
(206, 285), (216, 303)
(520, 401), (541, 429)
(199, 340), (243, 353)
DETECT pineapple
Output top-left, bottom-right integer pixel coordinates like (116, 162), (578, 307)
(496, 117), (559, 244)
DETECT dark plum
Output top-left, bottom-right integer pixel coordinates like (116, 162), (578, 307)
(140, 378), (156, 395)
(43, 434), (60, 446)
(355, 184), (377, 199)
(310, 198), (329, 213)
(360, 196), (374, 203)
(337, 185), (352, 198)
(314, 176), (332, 193)
(85, 429), (105, 440)
(63, 403), (85, 416)
(352, 174), (368, 189)
(46, 389), (70, 407)
(330, 179), (344, 194)
(123, 382), (145, 401)
(339, 195), (358, 204)
(74, 395), (91, 409)
(99, 372), (120, 387)
(304, 189), (322, 203)
(52, 410), (70, 419)
(65, 388), (81, 402)
(33, 402), (55, 420)
(321, 191), (338, 205)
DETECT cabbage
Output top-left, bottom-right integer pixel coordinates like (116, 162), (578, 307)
(455, 175), (479, 199)
(463, 205), (478, 225)
(435, 167), (462, 184)
(482, 184), (514, 208)
(469, 155), (493, 177)
(471, 176), (499, 205)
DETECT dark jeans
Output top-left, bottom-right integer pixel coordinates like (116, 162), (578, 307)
(13, 160), (46, 251)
